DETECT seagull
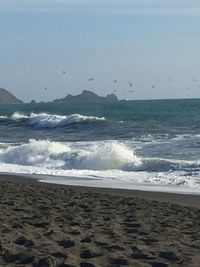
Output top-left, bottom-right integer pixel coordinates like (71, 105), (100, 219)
(128, 81), (133, 87)
(88, 78), (94, 81)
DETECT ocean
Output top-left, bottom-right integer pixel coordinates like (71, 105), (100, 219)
(0, 99), (200, 194)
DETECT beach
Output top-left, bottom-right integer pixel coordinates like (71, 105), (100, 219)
(1, 1), (200, 266)
(0, 174), (200, 267)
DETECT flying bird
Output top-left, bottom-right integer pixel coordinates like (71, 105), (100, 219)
(128, 81), (133, 87)
(129, 90), (134, 93)
(114, 80), (117, 83)
(152, 85), (155, 88)
(44, 87), (47, 90)
(62, 71), (66, 74)
(88, 78), (94, 81)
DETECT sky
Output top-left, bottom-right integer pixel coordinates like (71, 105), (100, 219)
(0, 0), (200, 102)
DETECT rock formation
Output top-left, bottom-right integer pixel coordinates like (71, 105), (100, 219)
(53, 90), (118, 103)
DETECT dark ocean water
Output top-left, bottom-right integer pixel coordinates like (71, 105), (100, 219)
(0, 99), (200, 193)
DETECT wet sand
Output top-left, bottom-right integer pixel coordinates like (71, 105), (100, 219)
(0, 174), (200, 266)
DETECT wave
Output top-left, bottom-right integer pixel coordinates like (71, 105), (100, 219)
(0, 115), (8, 120)
(1, 112), (105, 128)
(0, 139), (200, 190)
(0, 139), (142, 170)
(0, 139), (199, 173)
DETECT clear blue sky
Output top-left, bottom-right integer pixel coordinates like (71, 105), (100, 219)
(0, 0), (200, 102)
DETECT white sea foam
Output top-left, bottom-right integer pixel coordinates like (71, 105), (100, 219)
(0, 163), (200, 193)
(11, 112), (28, 120)
(0, 139), (141, 170)
(9, 112), (105, 128)
(0, 139), (200, 192)
(0, 115), (8, 120)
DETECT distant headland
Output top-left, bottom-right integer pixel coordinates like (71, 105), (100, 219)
(53, 90), (118, 103)
(0, 88), (23, 104)
(0, 88), (118, 104)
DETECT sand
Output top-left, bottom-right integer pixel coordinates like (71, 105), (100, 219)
(0, 174), (200, 267)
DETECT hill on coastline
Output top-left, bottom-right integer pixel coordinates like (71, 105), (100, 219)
(53, 90), (118, 103)
(0, 88), (118, 104)
(0, 88), (23, 104)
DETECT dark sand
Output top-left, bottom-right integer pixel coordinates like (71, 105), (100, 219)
(0, 174), (200, 267)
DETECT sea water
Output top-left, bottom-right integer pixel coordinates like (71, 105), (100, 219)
(0, 99), (200, 194)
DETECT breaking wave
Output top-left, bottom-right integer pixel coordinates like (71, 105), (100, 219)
(0, 139), (200, 191)
(0, 115), (8, 120)
(1, 112), (105, 128)
(0, 139), (141, 170)
(0, 139), (200, 173)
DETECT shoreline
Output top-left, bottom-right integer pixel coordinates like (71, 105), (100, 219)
(1, 173), (200, 208)
(0, 173), (200, 266)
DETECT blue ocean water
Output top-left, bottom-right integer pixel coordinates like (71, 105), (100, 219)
(0, 99), (200, 193)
